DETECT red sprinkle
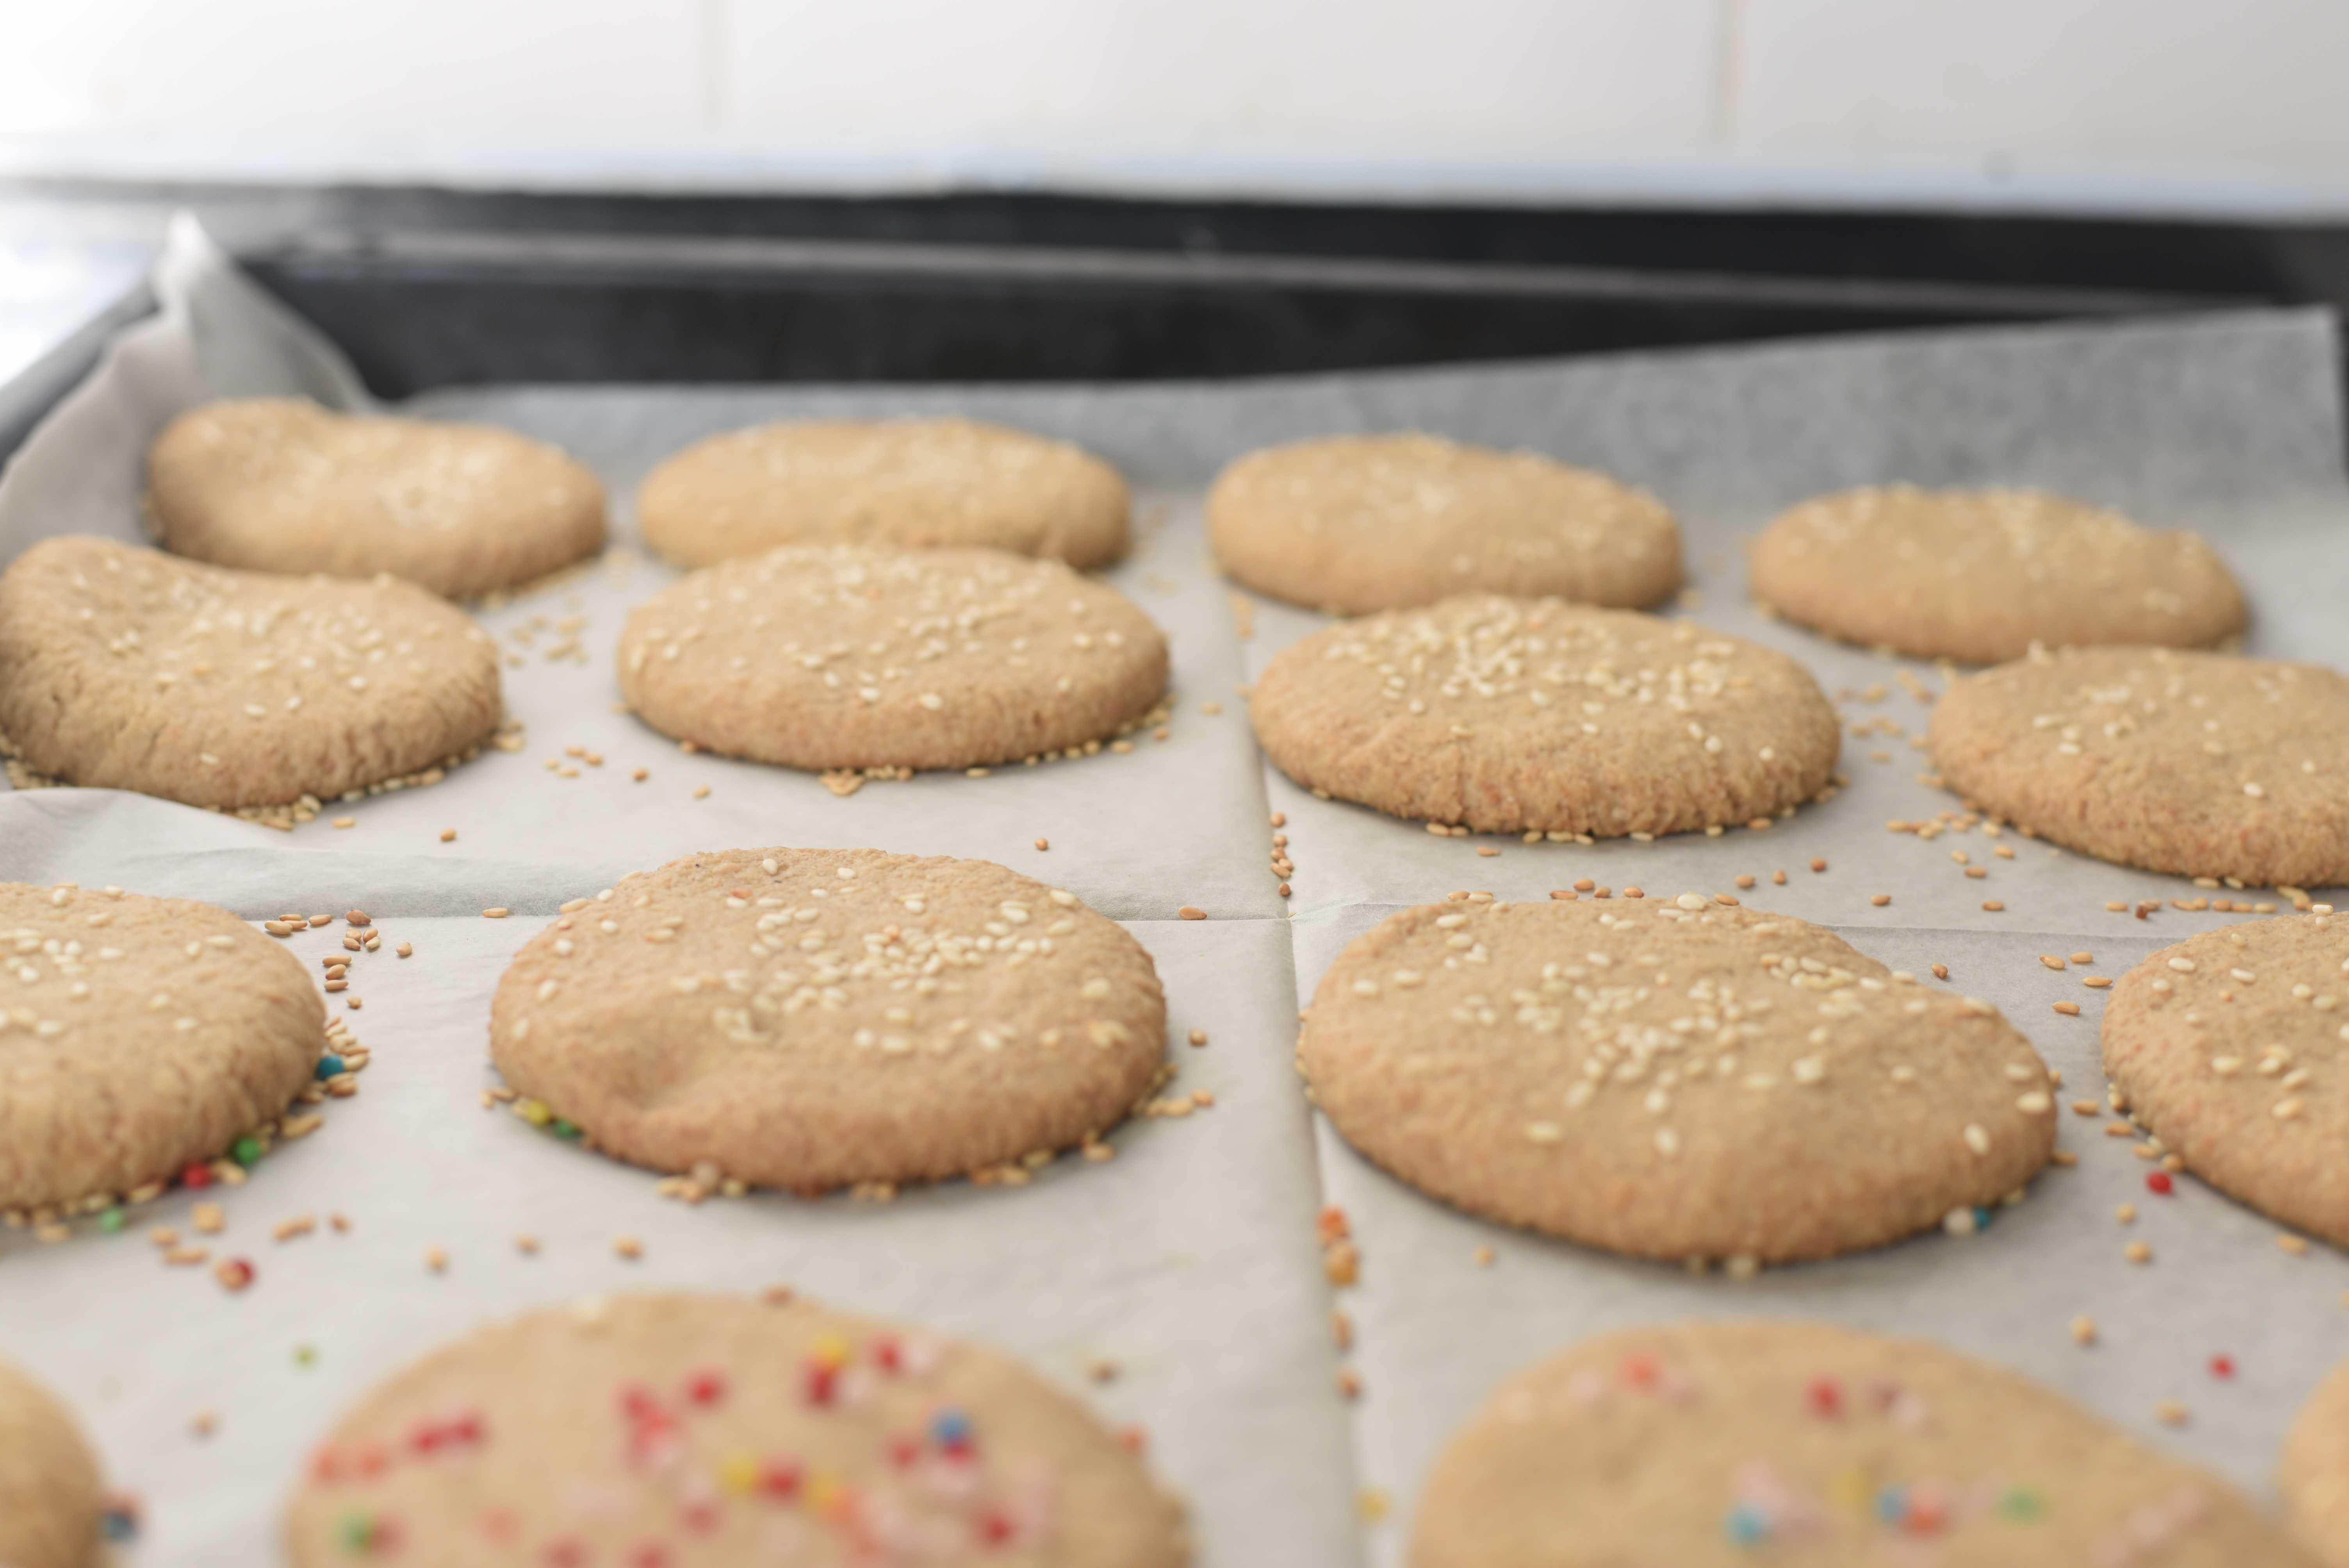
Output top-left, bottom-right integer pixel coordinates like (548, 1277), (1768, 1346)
(2146, 1171), (2175, 1196)
(1619, 1352), (1659, 1390)
(1317, 1206), (1350, 1245)
(1806, 1376), (1843, 1418)
(872, 1337), (902, 1374)
(804, 1363), (838, 1407)
(182, 1162), (213, 1189)
(2211, 1355), (2237, 1379)
(543, 1541), (586, 1568)
(978, 1508), (1017, 1546)
(683, 1368), (727, 1407)
(888, 1434), (921, 1468)
(759, 1460), (803, 1499)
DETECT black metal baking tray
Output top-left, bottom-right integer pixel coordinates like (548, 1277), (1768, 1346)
(13, 180), (2349, 460)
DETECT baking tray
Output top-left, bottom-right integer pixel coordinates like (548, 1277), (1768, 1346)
(2, 215), (2347, 1568)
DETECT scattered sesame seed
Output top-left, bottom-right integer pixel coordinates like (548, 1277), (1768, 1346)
(1034, 837), (1050, 851)
(483, 908), (510, 919)
(439, 829), (456, 842)
(2125, 1241), (2153, 1264)
(2280, 1235), (2312, 1257)
(693, 784), (711, 799)
(1931, 964), (1949, 980)
(331, 817), (355, 829)
(1177, 906), (1206, 921)
(395, 943), (412, 959)
(1982, 901), (2005, 912)
(613, 1235), (643, 1261)
(1188, 1030), (1207, 1047)
(2071, 1315), (2098, 1345)
(425, 1246), (448, 1273)
(2052, 1002), (2081, 1016)
(2154, 1399), (2189, 1427)
(1870, 893), (1891, 907)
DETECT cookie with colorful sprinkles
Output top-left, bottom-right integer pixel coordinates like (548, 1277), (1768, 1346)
(1249, 596), (1837, 837)
(617, 545), (1168, 773)
(1929, 645), (2349, 888)
(1299, 898), (2054, 1266)
(1206, 433), (1681, 615)
(1748, 485), (2245, 664)
(0, 880), (326, 1216)
(1412, 1320), (2310, 1567)
(0, 536), (501, 813)
(2101, 911), (2349, 1244)
(284, 1292), (1189, 1567)
(148, 397), (608, 599)
(638, 416), (1131, 570)
(490, 847), (1166, 1192)
(0, 1352), (107, 1568)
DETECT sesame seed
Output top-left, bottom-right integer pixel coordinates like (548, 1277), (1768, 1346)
(483, 908), (510, 919)
(1034, 837), (1050, 851)
(613, 1235), (643, 1260)
(1982, 901), (2005, 912)
(1870, 893), (1891, 907)
(1177, 906), (1206, 921)
(2126, 1241), (2153, 1264)
(2071, 1315), (2098, 1345)
(331, 817), (355, 829)
(2052, 1002), (2081, 1016)
(1962, 1124), (1991, 1155)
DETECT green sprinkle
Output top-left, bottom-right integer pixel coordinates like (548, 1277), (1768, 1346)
(336, 1508), (374, 1550)
(1998, 1485), (2044, 1521)
(97, 1207), (125, 1234)
(295, 1344), (317, 1368)
(552, 1119), (580, 1140)
(232, 1136), (262, 1167)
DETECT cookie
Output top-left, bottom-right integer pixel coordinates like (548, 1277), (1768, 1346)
(1300, 899), (2053, 1265)
(638, 417), (1130, 570)
(148, 397), (607, 599)
(0, 1353), (105, 1568)
(0, 536), (501, 812)
(1929, 645), (2349, 888)
(2285, 1354), (2349, 1568)
(491, 846), (1166, 1191)
(1749, 486), (2245, 665)
(0, 881), (322, 1213)
(1414, 1319), (2308, 1568)
(1249, 596), (1837, 837)
(2100, 912), (2349, 1244)
(618, 546), (1168, 773)
(284, 1292), (1189, 1568)
(1207, 433), (1681, 615)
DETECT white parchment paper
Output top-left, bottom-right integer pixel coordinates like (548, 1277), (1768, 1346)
(2, 217), (2346, 1567)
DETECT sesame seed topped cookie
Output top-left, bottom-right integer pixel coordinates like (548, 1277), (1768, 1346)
(1929, 646), (2349, 888)
(2285, 1354), (2349, 1568)
(148, 398), (607, 599)
(1249, 596), (1837, 837)
(1300, 900), (2053, 1266)
(0, 1354), (105, 1568)
(1749, 486), (2245, 665)
(0, 537), (502, 812)
(490, 847), (1166, 1192)
(1207, 433), (1681, 615)
(0, 881), (324, 1213)
(1414, 1320), (2310, 1568)
(638, 417), (1131, 570)
(285, 1292), (1190, 1568)
(2101, 913), (2349, 1245)
(618, 546), (1169, 773)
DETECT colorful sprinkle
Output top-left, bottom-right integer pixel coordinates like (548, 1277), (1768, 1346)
(1999, 1485), (2045, 1520)
(2211, 1355), (2237, 1379)
(2146, 1171), (2175, 1196)
(316, 1054), (346, 1080)
(1805, 1377), (1843, 1418)
(1725, 1504), (1771, 1545)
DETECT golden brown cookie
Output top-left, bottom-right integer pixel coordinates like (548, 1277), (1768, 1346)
(491, 847), (1166, 1192)
(1414, 1320), (2310, 1568)
(638, 417), (1130, 570)
(1207, 433), (1680, 615)
(1249, 596), (1837, 837)
(1929, 645), (2349, 888)
(284, 1292), (1189, 1568)
(0, 536), (501, 812)
(0, 881), (322, 1214)
(1749, 486), (2244, 664)
(617, 546), (1168, 773)
(1300, 899), (2053, 1265)
(0, 1352), (105, 1568)
(148, 397), (607, 599)
(2101, 912), (2349, 1243)
(2285, 1354), (2349, 1568)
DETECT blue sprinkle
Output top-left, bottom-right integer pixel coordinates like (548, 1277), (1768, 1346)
(101, 1508), (139, 1542)
(1876, 1486), (1907, 1525)
(1973, 1205), (1993, 1231)
(1723, 1504), (1769, 1546)
(932, 1408), (972, 1445)
(315, 1054), (345, 1081)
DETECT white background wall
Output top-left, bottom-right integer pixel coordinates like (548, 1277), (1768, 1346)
(3, 0), (2348, 215)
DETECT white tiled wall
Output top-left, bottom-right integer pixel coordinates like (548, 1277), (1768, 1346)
(1, 0), (2345, 213)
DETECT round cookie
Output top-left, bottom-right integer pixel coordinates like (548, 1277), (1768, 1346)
(638, 417), (1130, 570)
(148, 397), (607, 599)
(1413, 1320), (2310, 1568)
(1249, 596), (1837, 837)
(1207, 433), (1681, 615)
(0, 536), (501, 812)
(1300, 898), (2053, 1265)
(0, 1353), (105, 1568)
(2285, 1355), (2349, 1568)
(2101, 912), (2349, 1244)
(0, 881), (324, 1213)
(284, 1292), (1189, 1568)
(1749, 485), (2244, 664)
(618, 546), (1168, 773)
(1930, 645), (2349, 888)
(491, 847), (1166, 1191)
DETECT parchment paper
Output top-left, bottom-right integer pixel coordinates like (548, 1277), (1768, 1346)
(1, 216), (2346, 1567)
